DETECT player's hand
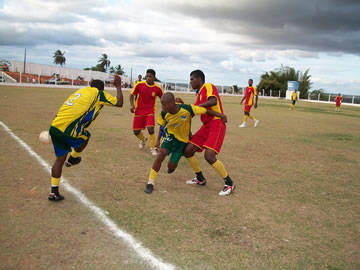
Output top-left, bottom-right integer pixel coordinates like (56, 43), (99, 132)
(175, 97), (184, 104)
(221, 115), (227, 124)
(254, 103), (258, 109)
(130, 106), (135, 113)
(240, 101), (243, 105)
(113, 74), (121, 88)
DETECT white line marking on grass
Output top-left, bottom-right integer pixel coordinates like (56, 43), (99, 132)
(0, 121), (176, 270)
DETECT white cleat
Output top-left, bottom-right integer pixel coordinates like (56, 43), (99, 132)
(219, 185), (235, 196)
(151, 148), (158, 156)
(254, 119), (260, 128)
(139, 138), (148, 149)
(239, 122), (246, 128)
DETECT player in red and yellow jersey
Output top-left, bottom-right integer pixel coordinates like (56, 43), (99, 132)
(184, 70), (235, 196)
(129, 69), (164, 155)
(335, 93), (342, 112)
(48, 76), (123, 201)
(239, 79), (259, 128)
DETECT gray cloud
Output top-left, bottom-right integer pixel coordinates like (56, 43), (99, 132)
(148, 0), (360, 55)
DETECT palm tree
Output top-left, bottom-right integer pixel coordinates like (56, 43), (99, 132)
(108, 66), (115, 74)
(53, 50), (66, 66)
(98, 53), (111, 72)
(114, 64), (125, 75)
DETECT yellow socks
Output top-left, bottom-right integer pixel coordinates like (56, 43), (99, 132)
(136, 131), (145, 142)
(149, 133), (156, 149)
(186, 156), (201, 173)
(71, 149), (81, 158)
(148, 168), (158, 184)
(51, 177), (60, 187)
(211, 160), (228, 179)
(243, 115), (248, 122)
(249, 114), (255, 120)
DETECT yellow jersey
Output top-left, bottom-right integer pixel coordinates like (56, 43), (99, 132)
(51, 86), (118, 138)
(157, 104), (207, 143)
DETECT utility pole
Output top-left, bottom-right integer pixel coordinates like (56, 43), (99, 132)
(23, 48), (27, 73)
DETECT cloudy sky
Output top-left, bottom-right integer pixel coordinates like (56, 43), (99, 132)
(0, 0), (359, 94)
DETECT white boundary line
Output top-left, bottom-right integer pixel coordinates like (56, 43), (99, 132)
(0, 121), (176, 270)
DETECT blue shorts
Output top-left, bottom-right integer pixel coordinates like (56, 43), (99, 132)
(49, 126), (90, 157)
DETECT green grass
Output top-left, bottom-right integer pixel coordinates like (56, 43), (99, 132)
(1, 86), (360, 269)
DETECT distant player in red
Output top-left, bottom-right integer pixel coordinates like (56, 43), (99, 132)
(335, 93), (342, 112)
(129, 69), (164, 155)
(183, 70), (235, 196)
(239, 79), (259, 128)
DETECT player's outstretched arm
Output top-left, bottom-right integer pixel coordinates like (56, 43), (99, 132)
(254, 95), (258, 109)
(198, 96), (217, 108)
(113, 74), (123, 107)
(206, 109), (227, 123)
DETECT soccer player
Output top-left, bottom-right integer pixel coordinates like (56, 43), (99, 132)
(134, 74), (142, 86)
(239, 79), (259, 128)
(183, 70), (235, 196)
(48, 75), (123, 201)
(145, 92), (227, 194)
(335, 93), (342, 112)
(129, 69), (164, 156)
(290, 89), (298, 110)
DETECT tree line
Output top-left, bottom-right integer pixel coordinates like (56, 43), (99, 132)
(52, 50), (125, 75)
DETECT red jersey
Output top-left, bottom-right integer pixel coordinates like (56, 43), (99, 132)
(194, 83), (224, 124)
(336, 96), (342, 105)
(244, 86), (258, 106)
(130, 81), (164, 115)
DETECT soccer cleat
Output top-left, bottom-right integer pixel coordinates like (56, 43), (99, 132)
(239, 122), (246, 128)
(254, 119), (260, 128)
(167, 168), (175, 174)
(219, 184), (235, 196)
(144, 183), (154, 194)
(186, 177), (206, 186)
(139, 138), (148, 149)
(48, 193), (65, 201)
(151, 148), (158, 156)
(65, 156), (81, 167)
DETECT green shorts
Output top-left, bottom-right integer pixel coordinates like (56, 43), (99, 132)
(160, 135), (186, 164)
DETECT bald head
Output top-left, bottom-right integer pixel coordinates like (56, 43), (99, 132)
(161, 92), (175, 104)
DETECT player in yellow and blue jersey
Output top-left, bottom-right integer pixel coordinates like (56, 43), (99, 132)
(144, 92), (227, 194)
(48, 76), (123, 201)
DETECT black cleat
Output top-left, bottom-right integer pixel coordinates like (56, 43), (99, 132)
(48, 193), (65, 201)
(167, 168), (175, 174)
(65, 156), (81, 167)
(144, 184), (154, 194)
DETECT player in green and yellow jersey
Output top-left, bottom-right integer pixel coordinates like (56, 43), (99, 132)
(144, 92), (227, 194)
(48, 76), (123, 201)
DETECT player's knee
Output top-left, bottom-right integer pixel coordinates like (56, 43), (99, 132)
(133, 130), (140, 136)
(147, 127), (155, 134)
(204, 152), (216, 164)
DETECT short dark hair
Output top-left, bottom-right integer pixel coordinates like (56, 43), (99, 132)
(146, 69), (156, 76)
(249, 79), (253, 82)
(90, 79), (104, 90)
(190, 70), (205, 82)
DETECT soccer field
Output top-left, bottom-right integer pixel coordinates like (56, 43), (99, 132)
(0, 85), (359, 269)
